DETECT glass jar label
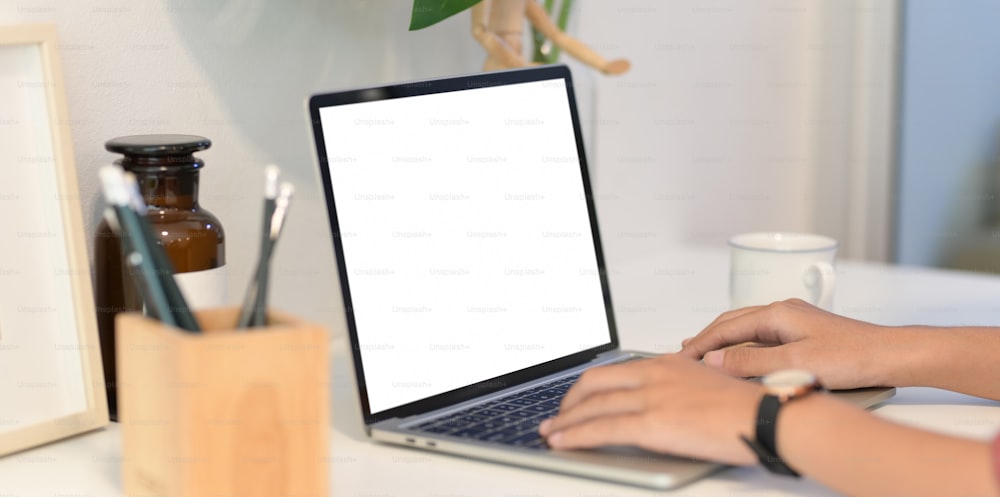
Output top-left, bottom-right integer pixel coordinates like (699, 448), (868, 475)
(173, 265), (228, 310)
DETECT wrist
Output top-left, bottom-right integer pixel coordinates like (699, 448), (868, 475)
(741, 370), (824, 475)
(875, 326), (937, 387)
(772, 393), (837, 473)
(734, 389), (765, 466)
(742, 393), (802, 475)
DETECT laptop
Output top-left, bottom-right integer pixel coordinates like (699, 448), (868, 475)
(307, 65), (894, 489)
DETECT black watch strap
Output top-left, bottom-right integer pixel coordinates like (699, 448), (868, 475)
(741, 394), (801, 477)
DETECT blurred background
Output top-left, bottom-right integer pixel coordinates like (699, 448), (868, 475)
(4, 0), (1000, 335)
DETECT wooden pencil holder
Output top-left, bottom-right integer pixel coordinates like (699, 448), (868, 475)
(116, 307), (329, 497)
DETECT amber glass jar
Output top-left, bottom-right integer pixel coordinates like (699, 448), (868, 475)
(94, 134), (226, 420)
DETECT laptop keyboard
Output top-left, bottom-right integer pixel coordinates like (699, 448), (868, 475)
(412, 373), (581, 450)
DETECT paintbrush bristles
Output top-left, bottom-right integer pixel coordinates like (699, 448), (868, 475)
(122, 172), (148, 215)
(264, 164), (280, 199)
(98, 166), (131, 207)
(269, 183), (294, 239)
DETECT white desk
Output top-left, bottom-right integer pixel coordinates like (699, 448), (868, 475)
(3, 246), (1000, 496)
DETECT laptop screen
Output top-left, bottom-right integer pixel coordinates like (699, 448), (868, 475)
(311, 67), (616, 418)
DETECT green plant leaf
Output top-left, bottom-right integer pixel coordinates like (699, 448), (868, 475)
(409, 0), (484, 31)
(531, 0), (555, 63)
(531, 0), (573, 64)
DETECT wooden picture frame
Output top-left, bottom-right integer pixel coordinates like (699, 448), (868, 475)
(0, 24), (109, 456)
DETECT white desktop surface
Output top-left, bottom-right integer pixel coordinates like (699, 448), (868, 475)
(3, 246), (1000, 496)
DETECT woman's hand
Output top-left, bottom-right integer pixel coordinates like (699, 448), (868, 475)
(678, 298), (894, 389)
(539, 354), (760, 465)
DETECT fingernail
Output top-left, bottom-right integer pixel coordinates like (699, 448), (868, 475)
(704, 350), (724, 368)
(538, 419), (551, 435)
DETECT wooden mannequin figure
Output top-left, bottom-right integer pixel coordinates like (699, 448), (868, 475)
(470, 0), (630, 75)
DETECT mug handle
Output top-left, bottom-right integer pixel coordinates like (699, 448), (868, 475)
(804, 261), (836, 309)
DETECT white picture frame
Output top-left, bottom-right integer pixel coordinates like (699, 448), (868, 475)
(0, 23), (109, 457)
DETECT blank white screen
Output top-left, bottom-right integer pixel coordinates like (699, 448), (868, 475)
(319, 79), (611, 414)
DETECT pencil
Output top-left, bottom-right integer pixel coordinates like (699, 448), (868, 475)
(237, 179), (294, 328)
(236, 164), (281, 329)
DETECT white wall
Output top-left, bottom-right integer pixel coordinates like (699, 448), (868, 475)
(577, 0), (896, 265)
(2, 0), (889, 337)
(2, 0), (482, 335)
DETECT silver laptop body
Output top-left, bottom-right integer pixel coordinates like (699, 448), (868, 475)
(308, 65), (894, 490)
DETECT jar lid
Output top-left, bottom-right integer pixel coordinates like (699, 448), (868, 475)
(105, 134), (211, 157)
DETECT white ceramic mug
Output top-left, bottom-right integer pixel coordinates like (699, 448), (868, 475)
(729, 232), (838, 310)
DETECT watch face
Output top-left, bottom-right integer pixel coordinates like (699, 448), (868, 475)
(762, 369), (818, 399)
(763, 369), (816, 388)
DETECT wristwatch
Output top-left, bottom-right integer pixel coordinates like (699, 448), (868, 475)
(741, 369), (824, 477)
